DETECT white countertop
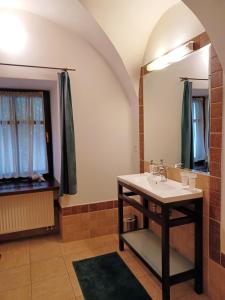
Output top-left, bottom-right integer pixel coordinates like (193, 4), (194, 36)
(117, 173), (203, 203)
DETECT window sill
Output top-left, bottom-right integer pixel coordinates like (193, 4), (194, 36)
(0, 178), (59, 196)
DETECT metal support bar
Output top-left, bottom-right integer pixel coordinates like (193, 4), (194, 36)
(143, 197), (149, 228)
(194, 200), (203, 294)
(170, 270), (195, 286)
(118, 184), (124, 251)
(169, 216), (195, 227)
(119, 194), (163, 225)
(173, 206), (196, 218)
(162, 206), (170, 300)
(124, 191), (137, 197)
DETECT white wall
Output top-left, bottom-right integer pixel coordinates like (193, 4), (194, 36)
(144, 46), (209, 165)
(0, 9), (135, 206)
(144, 2), (204, 65)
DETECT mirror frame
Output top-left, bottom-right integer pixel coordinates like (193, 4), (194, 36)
(139, 32), (225, 267)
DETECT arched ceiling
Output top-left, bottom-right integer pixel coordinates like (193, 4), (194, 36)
(80, 0), (179, 87)
(0, 0), (180, 105)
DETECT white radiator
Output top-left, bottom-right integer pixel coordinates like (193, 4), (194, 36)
(0, 191), (54, 234)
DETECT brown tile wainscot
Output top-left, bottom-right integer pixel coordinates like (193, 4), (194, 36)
(60, 200), (132, 242)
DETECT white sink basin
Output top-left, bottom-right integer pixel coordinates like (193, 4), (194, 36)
(117, 173), (203, 203)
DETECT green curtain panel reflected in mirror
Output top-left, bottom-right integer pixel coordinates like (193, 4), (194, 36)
(181, 80), (194, 169)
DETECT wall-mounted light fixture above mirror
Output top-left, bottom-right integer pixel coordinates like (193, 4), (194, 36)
(146, 41), (194, 72)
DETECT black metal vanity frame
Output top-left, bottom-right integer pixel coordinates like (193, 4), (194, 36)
(118, 180), (203, 300)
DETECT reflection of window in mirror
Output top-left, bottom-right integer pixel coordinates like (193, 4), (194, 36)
(192, 92), (209, 172)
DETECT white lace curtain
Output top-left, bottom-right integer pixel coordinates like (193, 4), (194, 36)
(192, 98), (206, 162)
(0, 92), (48, 179)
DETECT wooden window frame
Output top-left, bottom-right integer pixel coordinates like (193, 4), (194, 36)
(0, 88), (54, 182)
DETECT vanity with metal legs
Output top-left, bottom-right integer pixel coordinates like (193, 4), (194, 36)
(117, 174), (203, 300)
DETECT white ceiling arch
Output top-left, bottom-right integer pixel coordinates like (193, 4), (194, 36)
(0, 0), (181, 107)
(80, 0), (180, 86)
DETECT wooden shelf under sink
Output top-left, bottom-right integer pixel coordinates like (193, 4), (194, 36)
(121, 229), (194, 277)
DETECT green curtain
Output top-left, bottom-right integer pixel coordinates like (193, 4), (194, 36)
(58, 72), (77, 196)
(181, 80), (194, 169)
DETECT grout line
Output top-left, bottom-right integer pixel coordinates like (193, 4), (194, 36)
(61, 246), (78, 299)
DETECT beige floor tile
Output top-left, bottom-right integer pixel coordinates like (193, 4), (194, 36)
(68, 270), (84, 298)
(0, 245), (30, 271)
(75, 296), (85, 300)
(0, 285), (31, 300)
(0, 240), (29, 253)
(118, 247), (141, 265)
(29, 235), (61, 262)
(85, 234), (117, 250)
(171, 281), (194, 299)
(64, 249), (94, 274)
(0, 265), (30, 292)
(31, 256), (67, 283)
(137, 273), (161, 300)
(60, 239), (90, 256)
(32, 274), (75, 300)
(177, 293), (210, 300)
(87, 234), (118, 255)
(91, 245), (116, 257)
(124, 258), (149, 278)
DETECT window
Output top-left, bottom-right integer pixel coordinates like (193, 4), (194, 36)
(0, 90), (53, 180)
(192, 97), (206, 162)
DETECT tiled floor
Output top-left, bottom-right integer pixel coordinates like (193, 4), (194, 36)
(0, 234), (210, 300)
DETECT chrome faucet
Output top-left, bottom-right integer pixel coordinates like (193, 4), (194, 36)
(151, 159), (168, 182)
(159, 166), (168, 182)
(152, 164), (159, 176)
(159, 159), (168, 182)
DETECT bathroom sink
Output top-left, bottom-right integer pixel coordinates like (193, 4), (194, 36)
(117, 173), (203, 203)
(132, 174), (176, 191)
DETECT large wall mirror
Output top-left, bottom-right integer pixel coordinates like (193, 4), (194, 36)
(143, 44), (210, 173)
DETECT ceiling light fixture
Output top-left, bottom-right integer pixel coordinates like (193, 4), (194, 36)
(0, 13), (27, 55)
(147, 41), (194, 72)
